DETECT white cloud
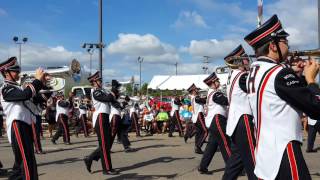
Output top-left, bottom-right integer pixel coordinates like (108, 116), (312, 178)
(172, 11), (209, 29)
(265, 0), (317, 49)
(0, 8), (7, 16)
(181, 39), (240, 59)
(107, 33), (180, 64)
(0, 43), (89, 70)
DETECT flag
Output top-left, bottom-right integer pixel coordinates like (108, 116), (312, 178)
(257, 0), (263, 27)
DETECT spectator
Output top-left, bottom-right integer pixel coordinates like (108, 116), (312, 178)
(153, 107), (169, 133)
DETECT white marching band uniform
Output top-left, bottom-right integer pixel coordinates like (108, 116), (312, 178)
(226, 69), (253, 136)
(91, 88), (111, 127)
(247, 59), (302, 179)
(191, 95), (204, 123)
(205, 89), (227, 128)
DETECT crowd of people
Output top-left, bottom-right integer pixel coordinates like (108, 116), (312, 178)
(0, 14), (320, 179)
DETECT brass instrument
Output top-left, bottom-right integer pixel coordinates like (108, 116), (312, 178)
(225, 49), (320, 68)
(20, 59), (81, 93)
(225, 55), (256, 68)
(288, 49), (320, 57)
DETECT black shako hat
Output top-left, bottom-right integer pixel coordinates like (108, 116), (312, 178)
(111, 80), (121, 89)
(203, 72), (219, 86)
(187, 83), (199, 93)
(224, 45), (246, 61)
(0, 57), (21, 72)
(244, 14), (289, 49)
(87, 71), (102, 82)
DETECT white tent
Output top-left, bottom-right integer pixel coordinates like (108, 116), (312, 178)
(147, 75), (170, 89)
(148, 73), (229, 90)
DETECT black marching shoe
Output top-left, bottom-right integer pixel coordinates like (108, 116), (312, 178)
(195, 147), (204, 154)
(198, 167), (210, 175)
(103, 169), (119, 175)
(168, 133), (173, 137)
(184, 136), (188, 143)
(0, 161), (2, 168)
(306, 149), (317, 153)
(83, 157), (92, 173)
(124, 147), (136, 153)
(51, 139), (57, 145)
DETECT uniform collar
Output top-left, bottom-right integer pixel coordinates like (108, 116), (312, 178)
(257, 56), (279, 64)
(4, 79), (19, 85)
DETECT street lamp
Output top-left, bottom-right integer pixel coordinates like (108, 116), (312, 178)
(13, 36), (28, 67)
(174, 62), (178, 75)
(137, 56), (144, 93)
(82, 43), (99, 76)
(202, 56), (211, 74)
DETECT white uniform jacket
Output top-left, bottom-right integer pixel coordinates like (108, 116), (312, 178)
(191, 95), (205, 123)
(91, 88), (112, 127)
(0, 79), (42, 143)
(246, 57), (320, 179)
(204, 89), (228, 128)
(226, 69), (253, 136)
(55, 99), (69, 122)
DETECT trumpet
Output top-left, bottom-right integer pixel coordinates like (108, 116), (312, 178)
(225, 49), (320, 68)
(288, 49), (320, 57)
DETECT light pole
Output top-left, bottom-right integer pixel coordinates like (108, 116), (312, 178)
(13, 36), (28, 68)
(98, 0), (103, 81)
(202, 56), (211, 74)
(82, 43), (98, 76)
(137, 56), (144, 93)
(174, 62), (178, 75)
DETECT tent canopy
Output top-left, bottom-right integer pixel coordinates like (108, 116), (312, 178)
(148, 73), (229, 90)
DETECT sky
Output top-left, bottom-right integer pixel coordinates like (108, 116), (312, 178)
(0, 0), (318, 84)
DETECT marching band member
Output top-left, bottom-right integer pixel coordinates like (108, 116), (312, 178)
(51, 92), (71, 145)
(306, 117), (320, 153)
(83, 71), (118, 175)
(75, 98), (89, 137)
(0, 57), (45, 180)
(109, 80), (123, 147)
(0, 104), (3, 137)
(187, 84), (207, 154)
(222, 45), (257, 180)
(168, 96), (184, 137)
(198, 72), (231, 174)
(244, 14), (320, 180)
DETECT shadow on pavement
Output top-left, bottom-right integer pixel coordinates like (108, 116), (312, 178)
(37, 157), (83, 167)
(130, 138), (165, 143)
(45, 144), (96, 154)
(106, 173), (177, 180)
(118, 156), (195, 172)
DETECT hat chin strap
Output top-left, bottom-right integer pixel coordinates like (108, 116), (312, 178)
(273, 39), (284, 63)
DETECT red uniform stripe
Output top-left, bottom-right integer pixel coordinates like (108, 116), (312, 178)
(287, 142), (299, 180)
(198, 113), (208, 144)
(59, 115), (69, 141)
(205, 91), (215, 117)
(82, 115), (88, 136)
(31, 122), (40, 152)
(256, 65), (281, 150)
(228, 72), (243, 102)
(244, 115), (255, 165)
(13, 121), (30, 180)
(99, 114), (110, 171)
(215, 115), (231, 157)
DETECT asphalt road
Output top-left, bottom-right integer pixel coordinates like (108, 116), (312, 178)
(0, 131), (319, 180)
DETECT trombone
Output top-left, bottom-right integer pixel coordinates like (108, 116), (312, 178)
(224, 49), (320, 68)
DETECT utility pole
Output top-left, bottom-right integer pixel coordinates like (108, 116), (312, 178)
(98, 0), (103, 80)
(202, 56), (210, 74)
(174, 62), (178, 75)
